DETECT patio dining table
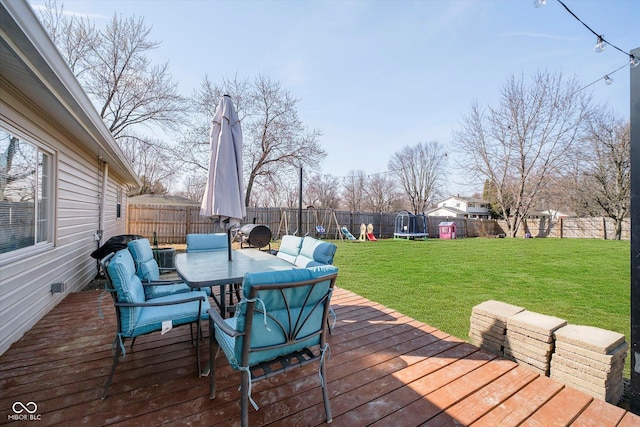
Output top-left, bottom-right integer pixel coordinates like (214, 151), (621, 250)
(175, 249), (296, 317)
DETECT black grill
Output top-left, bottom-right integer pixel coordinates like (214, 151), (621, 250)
(237, 224), (272, 249)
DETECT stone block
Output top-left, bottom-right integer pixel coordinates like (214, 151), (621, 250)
(551, 353), (625, 379)
(504, 336), (554, 357)
(504, 347), (550, 370)
(555, 341), (628, 365)
(506, 323), (555, 343)
(554, 324), (625, 355)
(470, 316), (507, 335)
(506, 310), (567, 336)
(472, 300), (525, 324)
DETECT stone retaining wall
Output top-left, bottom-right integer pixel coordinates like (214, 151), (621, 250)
(469, 300), (627, 404)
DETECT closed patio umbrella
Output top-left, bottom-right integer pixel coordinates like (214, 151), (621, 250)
(200, 95), (245, 260)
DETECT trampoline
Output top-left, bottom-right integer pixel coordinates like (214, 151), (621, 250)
(393, 210), (428, 240)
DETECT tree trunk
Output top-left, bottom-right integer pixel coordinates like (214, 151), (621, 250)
(614, 218), (623, 240)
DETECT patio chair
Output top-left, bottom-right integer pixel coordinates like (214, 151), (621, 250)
(101, 249), (210, 399)
(127, 238), (195, 299)
(186, 233), (228, 253)
(276, 235), (338, 331)
(209, 265), (338, 426)
(186, 232), (238, 304)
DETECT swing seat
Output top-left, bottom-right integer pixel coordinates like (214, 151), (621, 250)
(315, 225), (326, 238)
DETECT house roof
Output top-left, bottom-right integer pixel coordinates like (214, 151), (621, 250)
(426, 206), (467, 216)
(128, 195), (200, 206)
(438, 195), (486, 204)
(0, 0), (140, 186)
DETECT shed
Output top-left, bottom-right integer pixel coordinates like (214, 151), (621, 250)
(439, 222), (457, 240)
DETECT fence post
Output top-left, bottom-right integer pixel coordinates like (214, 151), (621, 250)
(186, 206), (192, 236)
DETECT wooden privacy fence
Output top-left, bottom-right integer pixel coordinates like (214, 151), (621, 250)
(126, 204), (630, 244)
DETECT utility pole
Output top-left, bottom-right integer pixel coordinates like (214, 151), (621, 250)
(630, 46), (640, 414)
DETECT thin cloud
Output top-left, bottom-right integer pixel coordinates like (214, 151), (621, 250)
(30, 3), (109, 20)
(499, 32), (580, 41)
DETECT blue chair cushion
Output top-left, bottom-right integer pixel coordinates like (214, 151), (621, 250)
(143, 283), (195, 300)
(186, 233), (228, 253)
(127, 238), (193, 299)
(219, 265), (338, 367)
(107, 249), (146, 334)
(125, 291), (210, 338)
(127, 239), (159, 280)
(276, 235), (303, 264)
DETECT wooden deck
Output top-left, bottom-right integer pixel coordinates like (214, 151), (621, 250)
(1, 288), (638, 426)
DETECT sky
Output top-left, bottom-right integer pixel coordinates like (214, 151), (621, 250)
(29, 0), (640, 196)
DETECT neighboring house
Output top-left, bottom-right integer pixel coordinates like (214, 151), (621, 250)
(0, 1), (140, 355)
(539, 209), (573, 220)
(427, 196), (490, 219)
(128, 194), (200, 207)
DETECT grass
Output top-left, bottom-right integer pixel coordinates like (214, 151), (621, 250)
(330, 237), (631, 376)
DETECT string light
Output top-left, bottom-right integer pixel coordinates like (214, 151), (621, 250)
(573, 62), (628, 94)
(604, 75), (613, 85)
(537, 0), (636, 67)
(594, 36), (606, 53)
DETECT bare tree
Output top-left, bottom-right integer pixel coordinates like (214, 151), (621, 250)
(305, 174), (340, 209)
(363, 174), (402, 213)
(570, 113), (630, 239)
(388, 141), (446, 214)
(119, 135), (177, 195)
(0, 133), (36, 201)
(37, 1), (99, 77)
(37, 2), (186, 190)
(453, 71), (593, 237)
(341, 170), (367, 211)
(247, 175), (296, 208)
(182, 74), (326, 207)
(175, 175), (206, 203)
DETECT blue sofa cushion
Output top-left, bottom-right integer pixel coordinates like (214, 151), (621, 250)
(276, 235), (303, 264)
(126, 291), (210, 338)
(186, 233), (228, 253)
(107, 249), (146, 335)
(294, 237), (337, 268)
(219, 265), (338, 367)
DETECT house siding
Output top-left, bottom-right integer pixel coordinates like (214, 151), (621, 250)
(0, 90), (128, 355)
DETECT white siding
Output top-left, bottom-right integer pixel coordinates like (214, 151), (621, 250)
(0, 91), (128, 355)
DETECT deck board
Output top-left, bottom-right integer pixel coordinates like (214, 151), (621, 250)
(0, 288), (638, 426)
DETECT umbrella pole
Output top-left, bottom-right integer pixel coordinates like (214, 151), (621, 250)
(224, 219), (232, 261)
(227, 227), (232, 261)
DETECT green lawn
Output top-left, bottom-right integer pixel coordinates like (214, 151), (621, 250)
(331, 237), (630, 375)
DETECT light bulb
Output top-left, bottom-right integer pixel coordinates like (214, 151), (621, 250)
(630, 56), (640, 68)
(594, 36), (606, 53)
(604, 75), (613, 85)
(533, 0), (547, 7)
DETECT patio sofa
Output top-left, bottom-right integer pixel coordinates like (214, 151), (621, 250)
(276, 235), (337, 268)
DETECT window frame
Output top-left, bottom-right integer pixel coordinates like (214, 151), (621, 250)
(0, 123), (56, 264)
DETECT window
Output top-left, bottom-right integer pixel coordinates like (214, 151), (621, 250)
(116, 187), (122, 219)
(0, 128), (53, 255)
